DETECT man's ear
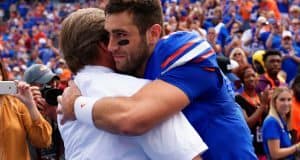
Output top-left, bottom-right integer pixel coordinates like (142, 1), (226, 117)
(146, 24), (162, 46)
(98, 42), (108, 53)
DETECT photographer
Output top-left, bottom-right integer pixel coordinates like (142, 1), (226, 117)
(23, 64), (64, 160)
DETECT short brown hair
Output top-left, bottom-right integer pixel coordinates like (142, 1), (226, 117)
(0, 60), (8, 81)
(105, 0), (163, 35)
(59, 8), (109, 74)
(234, 65), (253, 83)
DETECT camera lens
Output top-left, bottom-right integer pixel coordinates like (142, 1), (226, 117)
(43, 88), (63, 106)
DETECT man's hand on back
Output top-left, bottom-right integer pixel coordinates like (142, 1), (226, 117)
(57, 81), (81, 124)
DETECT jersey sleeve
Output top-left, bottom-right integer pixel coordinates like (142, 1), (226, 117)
(158, 63), (221, 101)
(136, 112), (208, 160)
(262, 117), (281, 140)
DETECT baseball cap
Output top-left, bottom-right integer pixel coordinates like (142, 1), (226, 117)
(252, 50), (265, 67)
(282, 30), (293, 38)
(268, 18), (276, 25)
(257, 16), (268, 25)
(24, 64), (59, 84)
(38, 38), (46, 44)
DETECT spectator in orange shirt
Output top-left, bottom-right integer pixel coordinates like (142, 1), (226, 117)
(240, 0), (254, 21)
(259, 0), (281, 21)
(0, 60), (52, 160)
(291, 74), (300, 143)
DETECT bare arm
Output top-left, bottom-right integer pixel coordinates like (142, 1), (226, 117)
(92, 79), (190, 135)
(15, 81), (42, 120)
(268, 140), (299, 159)
(265, 33), (274, 49)
(291, 54), (300, 63)
(242, 106), (265, 129)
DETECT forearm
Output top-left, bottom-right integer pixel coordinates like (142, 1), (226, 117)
(270, 145), (297, 159)
(74, 80), (190, 136)
(91, 96), (179, 135)
(245, 107), (264, 128)
(266, 34), (274, 49)
(28, 103), (43, 121)
(210, 43), (221, 53)
(92, 96), (142, 135)
(291, 55), (300, 63)
(74, 96), (171, 135)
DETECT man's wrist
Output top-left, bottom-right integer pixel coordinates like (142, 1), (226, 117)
(74, 96), (98, 126)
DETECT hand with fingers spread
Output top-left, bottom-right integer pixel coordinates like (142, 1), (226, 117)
(259, 89), (272, 113)
(57, 80), (81, 124)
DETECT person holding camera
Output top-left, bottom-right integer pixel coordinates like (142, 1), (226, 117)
(0, 61), (52, 160)
(23, 64), (64, 160)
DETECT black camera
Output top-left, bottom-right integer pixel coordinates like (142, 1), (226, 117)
(40, 85), (63, 106)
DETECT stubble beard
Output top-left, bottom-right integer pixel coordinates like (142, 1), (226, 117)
(116, 39), (150, 77)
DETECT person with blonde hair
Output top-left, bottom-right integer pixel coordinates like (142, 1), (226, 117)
(262, 87), (300, 160)
(229, 47), (249, 70)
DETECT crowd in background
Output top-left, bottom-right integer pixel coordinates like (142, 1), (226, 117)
(0, 0), (300, 159)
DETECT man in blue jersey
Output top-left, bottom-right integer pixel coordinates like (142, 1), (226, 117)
(58, 0), (256, 159)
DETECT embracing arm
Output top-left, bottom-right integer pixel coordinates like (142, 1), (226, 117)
(92, 79), (190, 135)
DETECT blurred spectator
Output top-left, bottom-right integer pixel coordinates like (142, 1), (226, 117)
(276, 0), (290, 20)
(223, 1), (243, 30)
(291, 74), (300, 143)
(256, 50), (286, 94)
(262, 87), (300, 160)
(203, 0), (221, 22)
(55, 58), (71, 90)
(24, 64), (64, 160)
(206, 27), (222, 55)
(38, 38), (59, 65)
(235, 65), (269, 159)
(289, 18), (300, 36)
(212, 6), (230, 54)
(264, 18), (283, 49)
(259, 0), (281, 20)
(225, 22), (243, 56)
(229, 47), (249, 70)
(240, 0), (254, 24)
(0, 60), (52, 160)
(279, 30), (300, 83)
(289, 5), (300, 20)
(241, 16), (268, 55)
(252, 50), (266, 75)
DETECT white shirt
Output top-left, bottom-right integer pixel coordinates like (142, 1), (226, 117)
(58, 65), (207, 160)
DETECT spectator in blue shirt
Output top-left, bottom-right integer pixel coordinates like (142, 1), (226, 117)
(279, 30), (300, 83)
(262, 87), (300, 160)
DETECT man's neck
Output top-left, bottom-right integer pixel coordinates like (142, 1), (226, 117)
(134, 45), (155, 78)
(134, 61), (147, 78)
(267, 72), (277, 80)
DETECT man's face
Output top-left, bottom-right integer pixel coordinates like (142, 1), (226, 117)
(207, 28), (216, 41)
(272, 22), (282, 34)
(281, 36), (292, 49)
(265, 55), (282, 75)
(104, 11), (150, 75)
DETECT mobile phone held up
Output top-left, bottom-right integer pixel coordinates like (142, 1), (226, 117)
(0, 81), (17, 95)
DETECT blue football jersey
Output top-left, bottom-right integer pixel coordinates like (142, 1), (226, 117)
(144, 31), (257, 160)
